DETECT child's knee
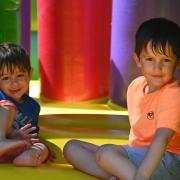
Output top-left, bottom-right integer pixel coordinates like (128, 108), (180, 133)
(63, 139), (79, 157)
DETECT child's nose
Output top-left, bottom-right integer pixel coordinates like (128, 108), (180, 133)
(10, 78), (18, 85)
(153, 61), (162, 70)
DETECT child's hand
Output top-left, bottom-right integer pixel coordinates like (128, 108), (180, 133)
(7, 124), (38, 140)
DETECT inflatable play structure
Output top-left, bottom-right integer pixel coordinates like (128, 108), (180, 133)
(38, 0), (180, 107)
(0, 0), (180, 179)
(0, 0), (180, 107)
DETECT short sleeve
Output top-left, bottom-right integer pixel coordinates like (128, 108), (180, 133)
(0, 100), (16, 107)
(127, 76), (146, 104)
(156, 84), (180, 133)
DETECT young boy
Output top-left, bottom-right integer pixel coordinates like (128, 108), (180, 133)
(0, 43), (49, 166)
(63, 18), (180, 180)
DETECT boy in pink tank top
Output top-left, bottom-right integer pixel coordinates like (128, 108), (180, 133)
(63, 18), (180, 180)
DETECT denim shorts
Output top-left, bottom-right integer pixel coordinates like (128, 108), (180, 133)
(122, 145), (180, 180)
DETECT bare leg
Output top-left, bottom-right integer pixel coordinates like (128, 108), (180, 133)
(96, 144), (137, 180)
(0, 140), (31, 163)
(13, 143), (49, 167)
(0, 139), (31, 156)
(63, 139), (114, 179)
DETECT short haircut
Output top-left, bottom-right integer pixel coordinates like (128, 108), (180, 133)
(135, 18), (180, 59)
(0, 43), (31, 74)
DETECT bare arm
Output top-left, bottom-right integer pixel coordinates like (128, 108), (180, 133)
(5, 106), (17, 133)
(3, 106), (38, 140)
(0, 106), (17, 138)
(133, 128), (174, 180)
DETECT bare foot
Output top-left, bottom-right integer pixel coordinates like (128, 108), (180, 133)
(0, 139), (31, 156)
(13, 143), (49, 167)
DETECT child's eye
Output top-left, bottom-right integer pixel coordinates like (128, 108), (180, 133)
(1, 76), (9, 81)
(145, 58), (153, 61)
(17, 74), (25, 78)
(163, 59), (171, 63)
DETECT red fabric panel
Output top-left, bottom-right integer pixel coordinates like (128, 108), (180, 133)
(38, 0), (112, 102)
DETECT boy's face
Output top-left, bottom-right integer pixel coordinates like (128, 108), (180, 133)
(0, 66), (32, 102)
(134, 41), (179, 93)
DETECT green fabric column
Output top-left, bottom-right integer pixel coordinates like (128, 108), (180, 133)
(0, 0), (21, 44)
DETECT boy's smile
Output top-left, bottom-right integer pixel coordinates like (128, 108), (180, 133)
(134, 41), (179, 93)
(0, 66), (32, 102)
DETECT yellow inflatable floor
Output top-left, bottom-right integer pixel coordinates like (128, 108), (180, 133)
(0, 81), (130, 180)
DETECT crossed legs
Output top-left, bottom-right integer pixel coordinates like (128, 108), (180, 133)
(0, 106), (49, 166)
(13, 142), (49, 167)
(0, 106), (32, 162)
(63, 139), (137, 180)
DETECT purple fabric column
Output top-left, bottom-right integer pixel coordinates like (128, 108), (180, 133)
(110, 0), (142, 107)
(20, 0), (31, 54)
(110, 0), (180, 107)
(167, 0), (180, 78)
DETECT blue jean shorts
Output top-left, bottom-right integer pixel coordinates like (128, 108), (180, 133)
(122, 145), (180, 180)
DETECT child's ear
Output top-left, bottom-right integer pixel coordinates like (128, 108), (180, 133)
(177, 60), (180, 68)
(133, 52), (142, 68)
(29, 68), (34, 79)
